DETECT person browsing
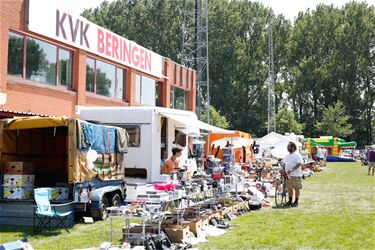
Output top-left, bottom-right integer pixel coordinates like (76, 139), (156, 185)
(284, 142), (303, 207)
(368, 148), (375, 176)
(161, 146), (183, 175)
(316, 146), (324, 167)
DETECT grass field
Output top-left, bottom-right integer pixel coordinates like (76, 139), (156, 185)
(1, 162), (374, 249)
(197, 162), (375, 250)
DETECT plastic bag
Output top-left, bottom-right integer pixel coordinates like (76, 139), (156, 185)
(86, 148), (98, 170)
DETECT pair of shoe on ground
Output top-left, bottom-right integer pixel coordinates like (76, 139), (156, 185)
(286, 201), (299, 207)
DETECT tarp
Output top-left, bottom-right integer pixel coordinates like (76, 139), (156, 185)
(0, 117), (126, 183)
(207, 131), (253, 163)
(3, 117), (68, 130)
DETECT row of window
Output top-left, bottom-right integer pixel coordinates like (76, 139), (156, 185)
(7, 31), (189, 110)
(86, 58), (124, 99)
(8, 32), (72, 87)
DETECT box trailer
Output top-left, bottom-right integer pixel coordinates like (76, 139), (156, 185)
(0, 117), (128, 226)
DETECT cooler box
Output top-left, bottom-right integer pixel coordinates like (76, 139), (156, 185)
(3, 174), (35, 187)
(126, 183), (147, 201)
(2, 162), (33, 175)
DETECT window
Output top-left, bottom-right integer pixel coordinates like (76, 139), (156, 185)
(122, 125), (141, 147)
(86, 58), (95, 92)
(135, 74), (156, 106)
(7, 32), (24, 77)
(170, 87), (187, 110)
(125, 168), (147, 179)
(156, 83), (161, 107)
(136, 75), (141, 103)
(58, 49), (73, 86)
(26, 37), (56, 85)
(141, 76), (156, 106)
(86, 57), (125, 99)
(7, 31), (73, 87)
(106, 124), (140, 147)
(96, 60), (116, 97)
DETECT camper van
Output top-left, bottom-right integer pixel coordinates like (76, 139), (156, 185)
(79, 107), (226, 182)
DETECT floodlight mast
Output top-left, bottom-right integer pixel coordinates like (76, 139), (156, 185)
(182, 0), (210, 123)
(267, 12), (276, 133)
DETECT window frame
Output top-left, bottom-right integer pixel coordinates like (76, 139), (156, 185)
(8, 29), (74, 89)
(86, 56), (126, 100)
(136, 73), (158, 106)
(105, 124), (141, 148)
(170, 86), (187, 110)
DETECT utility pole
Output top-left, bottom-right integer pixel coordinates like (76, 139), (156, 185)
(267, 12), (276, 133)
(181, 0), (210, 122)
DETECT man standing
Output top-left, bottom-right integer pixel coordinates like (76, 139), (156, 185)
(284, 142), (303, 207)
(368, 148), (375, 176)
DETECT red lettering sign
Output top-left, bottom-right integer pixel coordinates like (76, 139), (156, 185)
(95, 27), (155, 74)
(105, 32), (112, 57)
(97, 29), (105, 53)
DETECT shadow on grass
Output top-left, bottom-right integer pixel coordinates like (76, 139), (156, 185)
(271, 205), (292, 209)
(0, 225), (62, 238)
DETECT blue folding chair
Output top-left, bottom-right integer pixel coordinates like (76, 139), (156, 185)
(33, 188), (73, 234)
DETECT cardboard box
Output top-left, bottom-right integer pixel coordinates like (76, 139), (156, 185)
(122, 226), (159, 236)
(3, 187), (33, 199)
(51, 187), (69, 200)
(201, 216), (210, 227)
(186, 219), (202, 236)
(164, 225), (190, 243)
(231, 203), (240, 214)
(3, 162), (33, 175)
(3, 174), (35, 187)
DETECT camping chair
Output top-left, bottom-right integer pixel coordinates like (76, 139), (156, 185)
(33, 188), (73, 234)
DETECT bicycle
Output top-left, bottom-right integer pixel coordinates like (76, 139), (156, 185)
(272, 162), (289, 207)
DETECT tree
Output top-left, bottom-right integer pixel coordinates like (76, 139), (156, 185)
(81, 1), (374, 146)
(201, 105), (230, 129)
(316, 101), (353, 138)
(275, 107), (303, 134)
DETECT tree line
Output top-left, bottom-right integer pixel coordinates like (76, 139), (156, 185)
(82, 0), (375, 146)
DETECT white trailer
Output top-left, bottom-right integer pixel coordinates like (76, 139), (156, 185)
(78, 107), (227, 182)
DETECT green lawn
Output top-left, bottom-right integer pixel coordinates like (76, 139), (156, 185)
(197, 162), (375, 250)
(1, 162), (374, 249)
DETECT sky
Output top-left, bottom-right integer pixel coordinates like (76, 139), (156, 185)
(50, 0), (375, 20)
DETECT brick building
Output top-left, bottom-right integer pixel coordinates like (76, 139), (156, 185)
(0, 0), (196, 118)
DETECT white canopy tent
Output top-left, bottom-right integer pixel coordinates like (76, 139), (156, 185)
(256, 132), (287, 148)
(256, 132), (302, 159)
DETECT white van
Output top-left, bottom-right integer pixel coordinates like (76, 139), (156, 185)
(78, 107), (226, 182)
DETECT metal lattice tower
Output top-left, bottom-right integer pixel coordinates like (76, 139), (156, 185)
(181, 0), (210, 122)
(267, 12), (276, 133)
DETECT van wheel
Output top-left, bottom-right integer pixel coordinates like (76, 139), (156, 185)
(99, 196), (109, 220)
(110, 193), (122, 207)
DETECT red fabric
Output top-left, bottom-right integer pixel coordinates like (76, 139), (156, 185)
(212, 173), (222, 180)
(154, 183), (176, 191)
